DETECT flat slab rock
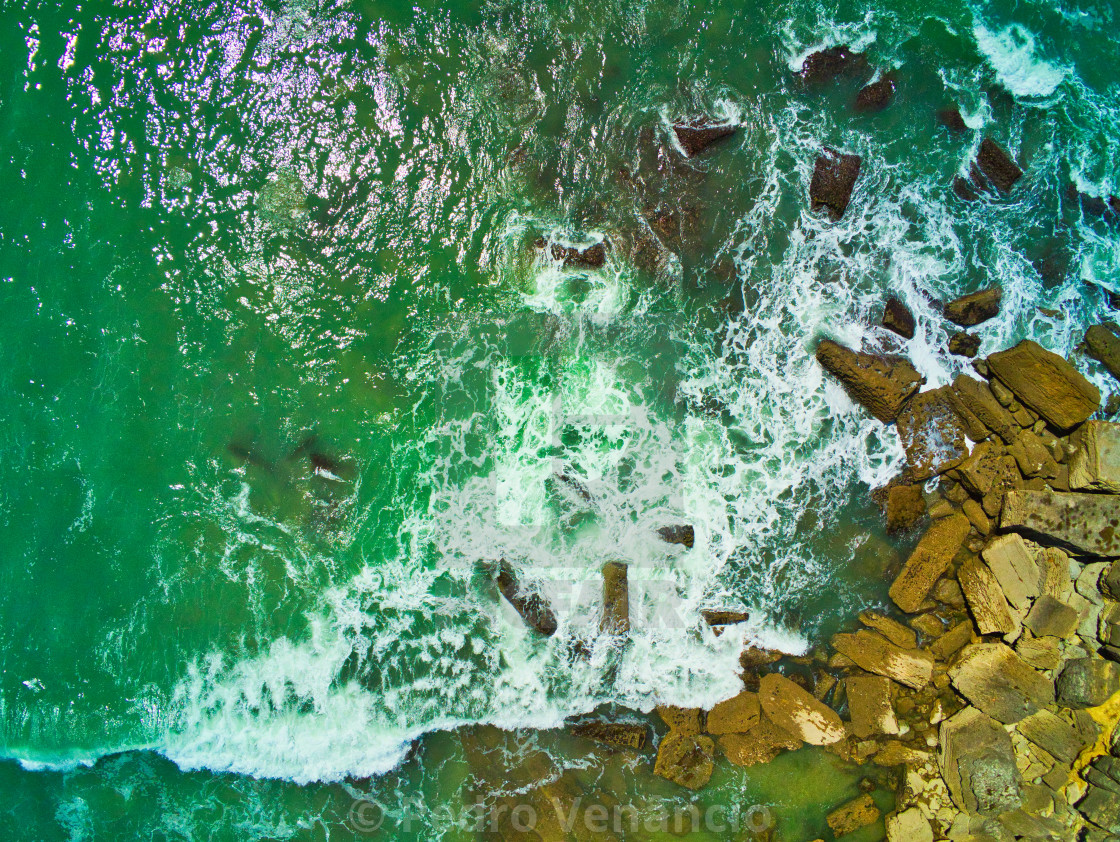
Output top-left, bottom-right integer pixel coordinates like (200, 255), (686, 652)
(895, 387), (970, 480)
(889, 513), (970, 612)
(846, 673), (899, 739)
(815, 339), (923, 423)
(948, 642), (1054, 724)
(570, 720), (648, 750)
(1001, 489), (1120, 558)
(1070, 420), (1120, 493)
(800, 45), (870, 84)
(939, 706), (1022, 815)
(958, 555), (1018, 637)
(758, 673), (846, 745)
(986, 339), (1100, 432)
(704, 690), (761, 735)
(831, 630), (933, 689)
(810, 148), (863, 220)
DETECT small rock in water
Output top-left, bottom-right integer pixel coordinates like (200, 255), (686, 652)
(952, 175), (979, 202)
(495, 560), (558, 637)
(974, 138), (1023, 194)
(600, 561), (629, 635)
(569, 720), (648, 751)
(653, 732), (714, 789)
(944, 286), (1002, 327)
(854, 74), (896, 112)
(656, 524), (694, 548)
(937, 107), (969, 132)
(549, 241), (607, 268)
(1085, 323), (1120, 381)
(885, 483), (925, 533)
(882, 295), (915, 339)
(701, 609), (749, 630)
(800, 45), (870, 84)
(672, 123), (738, 157)
(948, 331), (981, 357)
(810, 148), (863, 220)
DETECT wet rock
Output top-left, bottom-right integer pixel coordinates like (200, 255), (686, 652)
(1016, 709), (1083, 764)
(1069, 421), (1120, 492)
(1001, 490), (1120, 557)
(600, 561), (629, 634)
(1008, 429), (1059, 479)
(937, 108), (969, 132)
(815, 339), (923, 424)
(800, 45), (870, 85)
(981, 534), (1041, 612)
(705, 690), (761, 735)
(831, 630), (933, 689)
(496, 560), (559, 636)
(653, 732), (714, 789)
(975, 138), (1023, 194)
(739, 646), (783, 670)
(717, 715), (801, 767)
(949, 331), (981, 357)
(889, 513), (971, 613)
(758, 672), (846, 745)
(882, 295), (916, 339)
(672, 123), (738, 158)
(886, 483), (926, 533)
(986, 339), (1100, 432)
(855, 75), (896, 112)
(939, 706), (1022, 815)
(953, 175), (979, 202)
(1024, 595), (1079, 639)
(550, 241), (607, 268)
(810, 148), (863, 220)
(1056, 658), (1120, 708)
(945, 286), (1002, 327)
(1085, 324), (1120, 381)
(701, 609), (749, 632)
(656, 524), (694, 549)
(1078, 785), (1120, 834)
(896, 387), (970, 480)
(886, 807), (934, 842)
(949, 643), (1054, 723)
(657, 705), (701, 735)
(958, 557), (1018, 636)
(859, 610), (917, 649)
(570, 720), (648, 750)
(826, 793), (880, 837)
(846, 673), (899, 739)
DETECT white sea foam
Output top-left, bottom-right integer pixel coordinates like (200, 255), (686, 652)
(974, 23), (1067, 100)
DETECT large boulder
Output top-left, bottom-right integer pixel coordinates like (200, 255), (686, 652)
(939, 706), (1022, 815)
(1078, 785), (1120, 834)
(758, 673), (846, 745)
(951, 374), (1017, 443)
(882, 295), (916, 339)
(889, 513), (971, 612)
(1001, 490), (1120, 557)
(945, 286), (1002, 327)
(800, 46), (870, 84)
(1056, 658), (1120, 708)
(1069, 421), (1120, 492)
(831, 630), (933, 689)
(1016, 709), (1083, 764)
(886, 483), (926, 533)
(1085, 323), (1120, 381)
(816, 339), (923, 423)
(653, 732), (714, 789)
(948, 643), (1054, 724)
(886, 808), (934, 842)
(810, 149), (863, 220)
(826, 794), (880, 837)
(1023, 595), (1079, 639)
(986, 340), (1100, 432)
(672, 123), (738, 158)
(895, 387), (970, 480)
(981, 534), (1041, 612)
(975, 138), (1023, 193)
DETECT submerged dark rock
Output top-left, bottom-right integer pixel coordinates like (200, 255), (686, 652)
(944, 286), (1001, 327)
(657, 524), (694, 549)
(810, 148), (862, 220)
(800, 45), (870, 85)
(550, 241), (607, 268)
(975, 138), (1023, 194)
(949, 331), (982, 358)
(882, 296), (916, 339)
(496, 560), (558, 637)
(672, 123), (738, 157)
(855, 75), (896, 112)
(937, 108), (969, 132)
(953, 175), (979, 202)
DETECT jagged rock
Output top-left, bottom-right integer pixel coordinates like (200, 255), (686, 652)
(953, 174), (979, 201)
(951, 375), (1018, 443)
(653, 732), (714, 789)
(1017, 709), (1083, 764)
(895, 387), (970, 480)
(550, 241), (607, 268)
(701, 609), (748, 631)
(801, 46), (870, 84)
(949, 643), (1054, 724)
(948, 331), (982, 358)
(758, 673), (846, 745)
(810, 149), (863, 220)
(570, 720), (648, 750)
(1078, 785), (1120, 834)
(739, 646), (783, 670)
(496, 560), (558, 636)
(958, 556), (1019, 636)
(1105, 562), (1120, 600)
(855, 75), (896, 112)
(975, 138), (1023, 193)
(1056, 658), (1120, 708)
(889, 513), (971, 612)
(657, 524), (695, 548)
(940, 706), (1022, 815)
(1001, 490), (1120, 557)
(945, 287), (1002, 327)
(937, 108), (968, 132)
(882, 296), (916, 339)
(705, 691), (761, 735)
(815, 339), (923, 423)
(981, 534), (1041, 612)
(717, 715), (802, 766)
(886, 484), (926, 533)
(657, 705), (701, 735)
(886, 807), (934, 842)
(672, 123), (738, 157)
(859, 610), (918, 649)
(831, 630), (933, 689)
(986, 340), (1100, 432)
(846, 673), (898, 738)
(1069, 421), (1120, 492)
(1085, 324), (1120, 381)
(600, 561), (629, 634)
(826, 793), (880, 836)
(1024, 595), (1079, 639)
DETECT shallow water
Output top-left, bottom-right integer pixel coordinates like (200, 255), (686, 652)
(0, 0), (1117, 838)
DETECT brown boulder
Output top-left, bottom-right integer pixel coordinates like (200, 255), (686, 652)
(657, 705), (701, 735)
(1085, 323), (1120, 381)
(986, 340), (1100, 432)
(718, 716), (801, 767)
(815, 339), (923, 423)
(826, 793), (880, 836)
(496, 560), (558, 636)
(855, 75), (896, 112)
(945, 286), (1002, 327)
(846, 673), (898, 739)
(886, 484), (926, 533)
(810, 149), (863, 220)
(705, 691), (761, 735)
(600, 561), (629, 634)
(958, 556), (1019, 637)
(940, 706), (1022, 814)
(672, 124), (738, 157)
(948, 331), (981, 357)
(656, 524), (694, 548)
(937, 108), (968, 132)
(653, 732), (714, 789)
(1069, 420), (1120, 492)
(570, 720), (648, 750)
(948, 643), (1054, 724)
(800, 46), (870, 84)
(758, 673), (846, 745)
(882, 295), (915, 339)
(951, 375), (1017, 443)
(888, 513), (971, 613)
(975, 138), (1023, 193)
(550, 242), (607, 268)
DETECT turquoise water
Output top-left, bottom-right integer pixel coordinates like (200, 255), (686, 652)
(1, 0), (1118, 838)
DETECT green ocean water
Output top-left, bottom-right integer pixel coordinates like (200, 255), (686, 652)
(1, 0), (1118, 838)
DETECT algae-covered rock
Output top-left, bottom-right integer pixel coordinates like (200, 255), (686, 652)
(889, 513), (970, 613)
(1085, 323), (1120, 381)
(826, 793), (880, 836)
(882, 296), (915, 339)
(975, 138), (1023, 194)
(1001, 490), (1120, 557)
(1056, 658), (1120, 708)
(855, 75), (896, 112)
(672, 123), (738, 157)
(945, 286), (1002, 327)
(886, 484), (926, 533)
(653, 732), (714, 789)
(570, 720), (648, 750)
(800, 46), (870, 84)
(939, 706), (1022, 815)
(656, 524), (695, 548)
(758, 673), (846, 745)
(717, 715), (801, 767)
(846, 673), (899, 739)
(816, 339), (924, 424)
(895, 387), (970, 479)
(986, 340), (1100, 432)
